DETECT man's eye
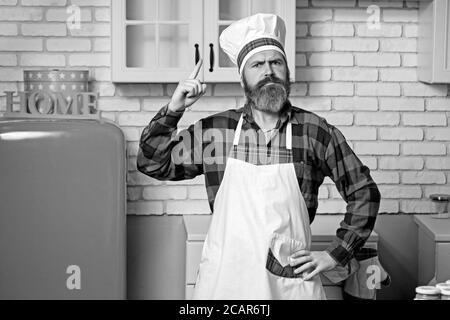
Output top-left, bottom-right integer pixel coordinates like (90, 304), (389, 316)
(253, 63), (262, 67)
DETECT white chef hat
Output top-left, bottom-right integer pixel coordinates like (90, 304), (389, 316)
(219, 13), (287, 75)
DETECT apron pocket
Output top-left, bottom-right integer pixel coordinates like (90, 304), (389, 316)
(265, 233), (306, 279)
(266, 247), (304, 279)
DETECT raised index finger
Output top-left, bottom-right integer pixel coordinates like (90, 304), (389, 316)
(189, 59), (203, 79)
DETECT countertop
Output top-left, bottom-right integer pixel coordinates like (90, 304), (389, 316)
(414, 214), (450, 242)
(183, 214), (379, 242)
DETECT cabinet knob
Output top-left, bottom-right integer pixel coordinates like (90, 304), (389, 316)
(209, 43), (214, 72)
(194, 44), (200, 65)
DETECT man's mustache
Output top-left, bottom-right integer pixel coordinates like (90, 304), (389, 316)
(255, 76), (286, 90)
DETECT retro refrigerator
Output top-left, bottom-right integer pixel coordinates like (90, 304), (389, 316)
(0, 117), (127, 299)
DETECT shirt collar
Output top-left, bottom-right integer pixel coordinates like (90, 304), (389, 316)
(240, 99), (299, 128)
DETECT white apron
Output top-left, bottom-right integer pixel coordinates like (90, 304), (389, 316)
(192, 114), (326, 300)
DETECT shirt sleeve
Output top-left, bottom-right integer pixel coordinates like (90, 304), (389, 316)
(322, 125), (381, 267)
(137, 104), (204, 181)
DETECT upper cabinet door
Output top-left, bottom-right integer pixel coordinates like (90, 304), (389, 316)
(418, 0), (450, 83)
(112, 0), (295, 83)
(203, 0), (296, 83)
(112, 0), (203, 83)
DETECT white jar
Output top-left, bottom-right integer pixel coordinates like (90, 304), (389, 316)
(436, 283), (450, 291)
(415, 286), (441, 300)
(440, 288), (450, 300)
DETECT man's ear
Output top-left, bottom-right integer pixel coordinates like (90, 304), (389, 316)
(239, 70), (245, 88)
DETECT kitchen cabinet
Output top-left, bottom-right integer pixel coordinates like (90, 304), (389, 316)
(111, 0), (296, 83)
(418, 0), (450, 83)
(414, 215), (450, 285)
(183, 215), (379, 300)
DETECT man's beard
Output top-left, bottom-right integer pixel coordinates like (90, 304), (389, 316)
(243, 72), (291, 114)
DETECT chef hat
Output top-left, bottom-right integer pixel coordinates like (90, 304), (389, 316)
(219, 13), (287, 75)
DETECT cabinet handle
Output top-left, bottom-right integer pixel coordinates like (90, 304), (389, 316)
(209, 43), (214, 72)
(194, 44), (200, 65)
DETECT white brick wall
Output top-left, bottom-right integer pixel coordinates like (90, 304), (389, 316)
(0, 0), (449, 216)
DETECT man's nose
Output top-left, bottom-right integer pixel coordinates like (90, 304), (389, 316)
(263, 62), (274, 77)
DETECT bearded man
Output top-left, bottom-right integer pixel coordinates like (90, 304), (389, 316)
(137, 14), (381, 300)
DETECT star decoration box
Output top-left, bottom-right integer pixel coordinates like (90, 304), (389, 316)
(22, 69), (90, 114)
(24, 69), (89, 98)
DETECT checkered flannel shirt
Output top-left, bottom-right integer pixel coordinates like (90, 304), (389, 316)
(137, 101), (381, 266)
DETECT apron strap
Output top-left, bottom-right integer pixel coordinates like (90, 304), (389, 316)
(233, 114), (245, 146)
(286, 122), (292, 150)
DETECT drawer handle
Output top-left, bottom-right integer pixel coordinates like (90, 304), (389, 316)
(209, 43), (214, 72)
(194, 43), (200, 65)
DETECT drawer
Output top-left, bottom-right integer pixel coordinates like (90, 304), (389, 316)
(320, 273), (339, 286)
(186, 285), (194, 300)
(312, 241), (377, 252)
(186, 241), (204, 285)
(185, 285), (342, 300)
(436, 242), (450, 283)
(417, 227), (436, 285)
(324, 285), (343, 300)
(186, 240), (378, 286)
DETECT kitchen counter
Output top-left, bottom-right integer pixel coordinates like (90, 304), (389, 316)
(183, 214), (379, 242)
(414, 214), (450, 285)
(414, 215), (450, 242)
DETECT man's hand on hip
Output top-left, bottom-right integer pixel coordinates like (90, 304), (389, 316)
(168, 59), (207, 113)
(289, 250), (338, 281)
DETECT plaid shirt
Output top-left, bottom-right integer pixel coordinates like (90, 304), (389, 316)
(137, 101), (381, 266)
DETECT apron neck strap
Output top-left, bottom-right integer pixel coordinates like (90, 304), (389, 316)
(233, 113), (293, 150)
(286, 121), (292, 150)
(233, 114), (245, 146)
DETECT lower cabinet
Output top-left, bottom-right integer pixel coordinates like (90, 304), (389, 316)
(415, 215), (450, 285)
(183, 215), (378, 300)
